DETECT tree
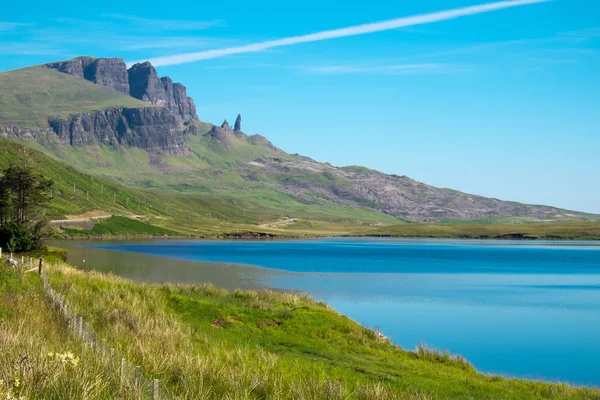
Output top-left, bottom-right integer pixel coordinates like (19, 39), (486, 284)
(0, 163), (53, 252)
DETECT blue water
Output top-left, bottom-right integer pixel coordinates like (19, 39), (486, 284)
(85, 239), (600, 386)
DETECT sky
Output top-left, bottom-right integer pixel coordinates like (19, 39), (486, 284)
(1, 0), (599, 213)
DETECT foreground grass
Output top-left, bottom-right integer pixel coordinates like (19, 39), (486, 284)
(2, 260), (597, 399)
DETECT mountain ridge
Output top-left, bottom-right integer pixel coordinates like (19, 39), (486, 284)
(0, 56), (596, 223)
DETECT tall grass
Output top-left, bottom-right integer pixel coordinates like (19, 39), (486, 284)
(2, 260), (600, 399)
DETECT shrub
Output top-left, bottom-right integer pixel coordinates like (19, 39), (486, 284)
(0, 223), (37, 253)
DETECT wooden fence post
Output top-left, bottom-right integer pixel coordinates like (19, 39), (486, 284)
(134, 366), (141, 398)
(120, 358), (126, 385)
(38, 257), (43, 275)
(77, 316), (83, 337)
(153, 379), (159, 400)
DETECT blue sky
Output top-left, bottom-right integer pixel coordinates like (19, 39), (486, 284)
(1, 0), (599, 213)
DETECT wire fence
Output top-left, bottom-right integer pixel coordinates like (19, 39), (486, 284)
(1, 249), (176, 399)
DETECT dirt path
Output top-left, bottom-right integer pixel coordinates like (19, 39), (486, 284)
(259, 218), (298, 228)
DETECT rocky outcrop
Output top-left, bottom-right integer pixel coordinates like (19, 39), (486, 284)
(0, 125), (55, 144)
(46, 56), (130, 94)
(234, 114), (242, 131)
(128, 62), (198, 121)
(46, 57), (198, 121)
(208, 120), (234, 147)
(84, 58), (130, 94)
(45, 56), (95, 79)
(128, 62), (168, 106)
(46, 107), (190, 155)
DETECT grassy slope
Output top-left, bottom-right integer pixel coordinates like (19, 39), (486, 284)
(0, 260), (137, 399)
(356, 221), (600, 240)
(1, 138), (599, 239)
(2, 260), (597, 399)
(0, 66), (147, 128)
(0, 138), (400, 237)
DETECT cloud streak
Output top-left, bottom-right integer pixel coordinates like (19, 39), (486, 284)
(0, 22), (31, 31)
(306, 63), (465, 75)
(134, 0), (550, 67)
(103, 14), (225, 31)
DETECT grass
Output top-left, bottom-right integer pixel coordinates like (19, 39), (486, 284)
(0, 66), (147, 128)
(356, 221), (600, 240)
(0, 261), (133, 399)
(0, 138), (402, 238)
(62, 216), (175, 237)
(2, 259), (599, 399)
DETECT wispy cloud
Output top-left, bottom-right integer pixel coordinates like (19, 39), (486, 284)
(103, 14), (225, 31)
(0, 22), (32, 31)
(559, 28), (600, 40)
(305, 63), (465, 75)
(134, 0), (550, 67)
(0, 42), (61, 56)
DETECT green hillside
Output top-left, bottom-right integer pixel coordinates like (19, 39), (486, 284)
(0, 66), (146, 128)
(0, 138), (400, 237)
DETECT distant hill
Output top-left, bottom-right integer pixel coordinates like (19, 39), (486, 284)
(0, 57), (597, 225)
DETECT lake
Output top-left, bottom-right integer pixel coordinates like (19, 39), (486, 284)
(50, 238), (600, 387)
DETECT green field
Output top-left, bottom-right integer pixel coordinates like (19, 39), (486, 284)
(0, 67), (147, 128)
(356, 221), (600, 240)
(1, 258), (598, 399)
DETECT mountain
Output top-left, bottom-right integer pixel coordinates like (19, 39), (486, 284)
(0, 56), (596, 225)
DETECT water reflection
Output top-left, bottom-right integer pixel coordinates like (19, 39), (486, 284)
(50, 240), (286, 290)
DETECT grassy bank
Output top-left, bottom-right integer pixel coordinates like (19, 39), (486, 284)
(1, 259), (599, 399)
(355, 221), (600, 240)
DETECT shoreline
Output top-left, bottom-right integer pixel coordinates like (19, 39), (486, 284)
(51, 233), (600, 241)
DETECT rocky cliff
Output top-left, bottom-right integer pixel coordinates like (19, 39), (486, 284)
(47, 107), (190, 155)
(127, 62), (197, 121)
(45, 56), (130, 94)
(46, 57), (198, 121)
(0, 108), (191, 155)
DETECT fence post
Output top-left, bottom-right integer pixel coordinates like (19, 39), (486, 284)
(153, 379), (159, 400)
(38, 257), (43, 276)
(0, 247), (2, 258)
(77, 316), (83, 337)
(134, 366), (141, 398)
(120, 358), (126, 386)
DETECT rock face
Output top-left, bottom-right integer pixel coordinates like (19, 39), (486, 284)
(84, 58), (130, 94)
(128, 62), (168, 106)
(46, 56), (130, 94)
(127, 62), (197, 121)
(46, 57), (198, 120)
(234, 114), (242, 131)
(39, 56), (201, 154)
(45, 56), (95, 79)
(47, 107), (190, 155)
